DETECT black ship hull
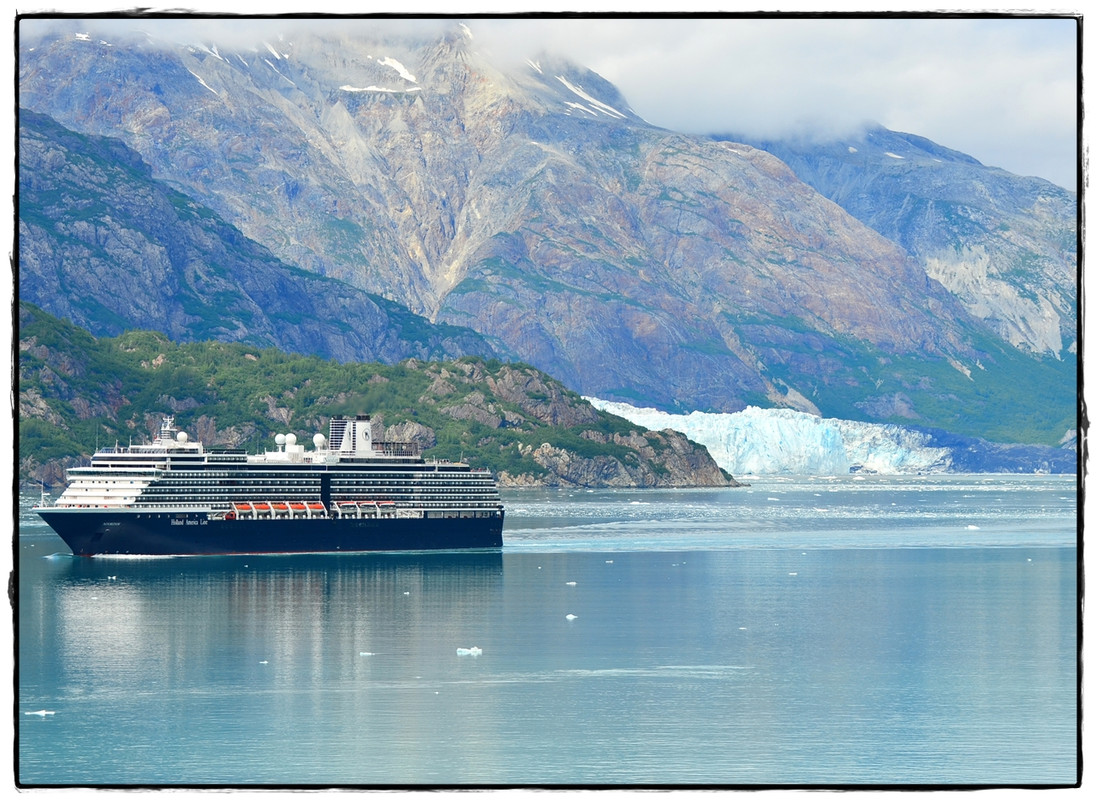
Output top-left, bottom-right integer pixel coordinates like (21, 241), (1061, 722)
(37, 508), (504, 556)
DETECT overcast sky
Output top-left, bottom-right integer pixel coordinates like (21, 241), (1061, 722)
(471, 15), (1079, 192)
(16, 8), (1081, 191)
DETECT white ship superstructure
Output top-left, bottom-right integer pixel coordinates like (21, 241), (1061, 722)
(36, 415), (505, 555)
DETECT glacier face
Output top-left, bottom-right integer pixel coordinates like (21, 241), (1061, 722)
(586, 399), (956, 475)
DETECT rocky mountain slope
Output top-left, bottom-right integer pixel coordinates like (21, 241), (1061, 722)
(17, 21), (1077, 445)
(19, 107), (499, 363)
(18, 302), (736, 490)
(717, 125), (1077, 358)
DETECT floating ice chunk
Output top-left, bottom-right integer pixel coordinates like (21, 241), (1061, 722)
(456, 646), (483, 656)
(565, 614), (577, 620)
(565, 581), (577, 586)
(359, 652), (376, 657)
(788, 572), (798, 576)
(259, 660), (268, 664)
(966, 525), (980, 530)
(25, 710), (55, 716)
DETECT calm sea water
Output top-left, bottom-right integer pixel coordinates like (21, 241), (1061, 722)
(16, 475), (1078, 786)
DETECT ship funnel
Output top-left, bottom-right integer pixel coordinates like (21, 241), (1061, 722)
(328, 415), (373, 455)
(157, 416), (178, 443)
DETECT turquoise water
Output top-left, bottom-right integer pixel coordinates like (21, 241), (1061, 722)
(16, 475), (1078, 786)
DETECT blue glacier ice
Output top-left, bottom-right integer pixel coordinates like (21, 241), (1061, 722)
(586, 399), (1074, 475)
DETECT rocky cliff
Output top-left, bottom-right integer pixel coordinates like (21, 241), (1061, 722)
(718, 125), (1077, 359)
(18, 108), (500, 364)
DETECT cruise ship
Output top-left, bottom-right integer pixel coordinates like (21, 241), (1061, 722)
(34, 415), (504, 555)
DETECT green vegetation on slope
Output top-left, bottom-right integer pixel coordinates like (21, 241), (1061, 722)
(17, 303), (729, 489)
(734, 312), (1077, 446)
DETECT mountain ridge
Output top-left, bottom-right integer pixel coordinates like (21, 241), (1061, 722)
(715, 125), (1077, 358)
(17, 21), (1077, 445)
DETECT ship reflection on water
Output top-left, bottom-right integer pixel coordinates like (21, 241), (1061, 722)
(41, 551), (504, 695)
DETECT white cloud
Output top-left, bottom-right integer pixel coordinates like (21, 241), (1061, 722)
(16, 11), (1080, 190)
(471, 16), (1078, 190)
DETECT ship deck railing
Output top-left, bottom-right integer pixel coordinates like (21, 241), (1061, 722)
(372, 441), (421, 458)
(216, 500), (501, 521)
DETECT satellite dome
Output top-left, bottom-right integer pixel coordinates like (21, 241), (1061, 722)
(313, 433), (327, 449)
(176, 432), (188, 443)
(275, 433), (286, 446)
(286, 433), (297, 446)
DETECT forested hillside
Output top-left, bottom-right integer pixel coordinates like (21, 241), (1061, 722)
(18, 303), (735, 490)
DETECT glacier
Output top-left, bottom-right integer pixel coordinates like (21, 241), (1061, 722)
(586, 399), (1074, 475)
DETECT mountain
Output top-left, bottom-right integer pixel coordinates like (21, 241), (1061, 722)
(588, 399), (1077, 476)
(714, 125), (1077, 359)
(18, 107), (501, 364)
(17, 21), (1077, 445)
(18, 302), (736, 490)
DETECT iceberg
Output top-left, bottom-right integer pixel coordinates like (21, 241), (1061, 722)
(586, 399), (1073, 475)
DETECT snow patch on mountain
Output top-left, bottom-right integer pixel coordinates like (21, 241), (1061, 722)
(341, 85), (423, 94)
(263, 59), (295, 86)
(565, 102), (598, 117)
(556, 75), (626, 118)
(187, 69), (219, 96)
(378, 57), (417, 83)
(586, 399), (952, 475)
